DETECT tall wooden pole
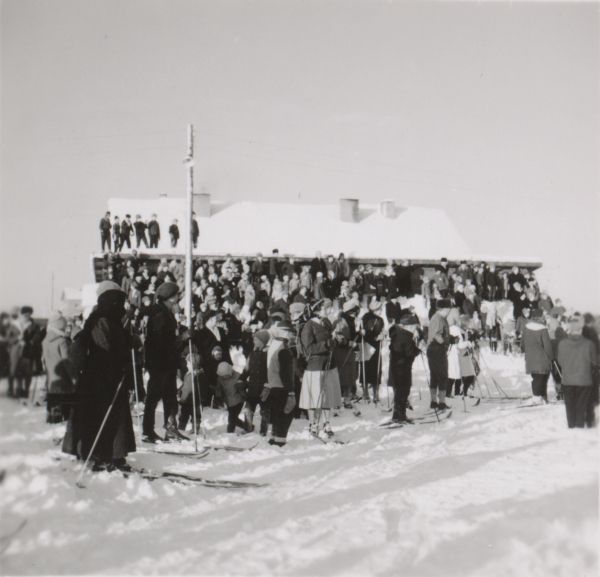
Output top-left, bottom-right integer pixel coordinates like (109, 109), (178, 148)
(185, 125), (194, 324)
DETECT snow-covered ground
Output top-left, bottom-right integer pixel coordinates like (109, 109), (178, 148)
(1, 348), (597, 577)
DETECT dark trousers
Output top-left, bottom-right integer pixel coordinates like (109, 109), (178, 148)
(136, 234), (148, 248)
(227, 402), (247, 433)
(563, 385), (592, 428)
(142, 368), (178, 435)
(113, 234), (121, 252)
(268, 388), (294, 442)
(531, 373), (550, 400)
(446, 376), (475, 396)
(120, 235), (131, 250)
(245, 396), (270, 435)
(170, 235), (178, 248)
(391, 365), (412, 418)
(427, 344), (448, 391)
(101, 231), (111, 252)
(149, 235), (159, 248)
(178, 403), (201, 431)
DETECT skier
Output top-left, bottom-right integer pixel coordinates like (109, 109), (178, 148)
(359, 299), (385, 403)
(298, 298), (343, 437)
(264, 320), (297, 446)
(388, 312), (421, 423)
(62, 281), (136, 471)
(142, 282), (188, 443)
(239, 330), (270, 435)
(426, 299), (451, 410)
(521, 309), (554, 403)
(557, 316), (599, 428)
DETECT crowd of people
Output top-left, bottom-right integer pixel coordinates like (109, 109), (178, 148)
(1, 243), (598, 472)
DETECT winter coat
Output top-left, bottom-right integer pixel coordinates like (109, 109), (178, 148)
(62, 311), (135, 461)
(178, 370), (209, 406)
(267, 339), (294, 390)
(427, 313), (450, 346)
(100, 217), (111, 232)
(300, 318), (336, 371)
(169, 224), (179, 240)
(557, 335), (598, 386)
(447, 341), (475, 380)
(389, 325), (419, 369)
(434, 269), (449, 292)
(216, 370), (245, 407)
(240, 349), (268, 397)
(42, 328), (75, 395)
(145, 302), (180, 372)
(522, 321), (554, 374)
(338, 258), (351, 279)
(120, 220), (132, 239)
(191, 219), (199, 240)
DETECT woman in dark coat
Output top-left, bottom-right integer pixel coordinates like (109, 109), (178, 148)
(62, 282), (136, 471)
(332, 302), (360, 408)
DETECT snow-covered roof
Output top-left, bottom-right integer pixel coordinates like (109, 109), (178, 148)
(106, 197), (541, 265)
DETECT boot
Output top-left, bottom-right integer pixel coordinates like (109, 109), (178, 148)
(323, 422), (334, 437)
(164, 421), (189, 441)
(142, 430), (163, 444)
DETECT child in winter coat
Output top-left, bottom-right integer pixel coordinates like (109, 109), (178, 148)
(264, 321), (297, 446)
(239, 330), (270, 435)
(446, 325), (476, 397)
(177, 353), (206, 433)
(215, 362), (250, 433)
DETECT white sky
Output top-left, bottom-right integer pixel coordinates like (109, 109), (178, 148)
(1, 0), (598, 314)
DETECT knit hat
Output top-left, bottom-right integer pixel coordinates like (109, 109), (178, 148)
(254, 330), (270, 346)
(531, 309), (544, 320)
(436, 299), (451, 310)
(155, 282), (179, 300)
(400, 314), (419, 326)
(217, 362), (233, 377)
(96, 281), (122, 296)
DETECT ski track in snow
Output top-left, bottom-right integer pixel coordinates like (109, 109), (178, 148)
(0, 349), (597, 577)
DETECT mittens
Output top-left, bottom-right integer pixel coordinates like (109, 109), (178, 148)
(284, 393), (296, 414)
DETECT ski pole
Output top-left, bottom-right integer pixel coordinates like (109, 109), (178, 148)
(131, 349), (142, 444)
(479, 350), (509, 398)
(76, 375), (127, 488)
(361, 335), (368, 402)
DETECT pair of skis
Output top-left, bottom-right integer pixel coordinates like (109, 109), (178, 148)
(126, 466), (268, 489)
(146, 442), (259, 456)
(379, 409), (453, 429)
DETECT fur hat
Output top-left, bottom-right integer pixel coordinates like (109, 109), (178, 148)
(253, 330), (270, 346)
(400, 314), (419, 326)
(217, 362), (234, 377)
(96, 281), (123, 296)
(289, 303), (306, 318)
(155, 282), (179, 300)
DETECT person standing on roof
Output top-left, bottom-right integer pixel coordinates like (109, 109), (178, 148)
(191, 212), (200, 249)
(148, 214), (160, 248)
(100, 212), (112, 252)
(169, 219), (180, 248)
(120, 215), (133, 251)
(134, 215), (148, 249)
